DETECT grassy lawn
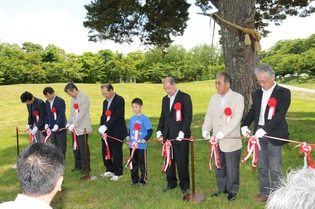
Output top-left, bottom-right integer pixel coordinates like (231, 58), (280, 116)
(0, 80), (314, 209)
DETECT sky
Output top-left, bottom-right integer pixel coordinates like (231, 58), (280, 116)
(1, 0), (315, 55)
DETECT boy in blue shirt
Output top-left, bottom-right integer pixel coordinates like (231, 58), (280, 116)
(127, 98), (153, 186)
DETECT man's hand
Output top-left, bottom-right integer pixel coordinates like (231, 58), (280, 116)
(241, 126), (251, 137)
(202, 131), (210, 139)
(216, 132), (224, 140)
(52, 125), (59, 132)
(98, 125), (107, 134)
(68, 124), (75, 131)
(31, 126), (38, 135)
(176, 131), (184, 141)
(255, 128), (266, 138)
(45, 124), (49, 130)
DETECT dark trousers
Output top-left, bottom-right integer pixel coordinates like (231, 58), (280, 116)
(166, 141), (190, 190)
(73, 134), (90, 171)
(131, 149), (147, 184)
(51, 131), (67, 160)
(102, 140), (123, 176)
(215, 147), (241, 194)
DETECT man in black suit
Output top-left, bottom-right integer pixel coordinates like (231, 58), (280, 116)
(98, 84), (128, 181)
(241, 64), (291, 202)
(43, 87), (67, 159)
(20, 91), (46, 142)
(157, 77), (192, 195)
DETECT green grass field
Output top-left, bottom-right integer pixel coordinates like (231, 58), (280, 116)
(0, 79), (314, 209)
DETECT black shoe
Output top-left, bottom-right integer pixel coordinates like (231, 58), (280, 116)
(211, 190), (228, 197)
(130, 181), (138, 186)
(227, 193), (237, 201)
(162, 185), (176, 192)
(71, 168), (81, 172)
(182, 189), (190, 195)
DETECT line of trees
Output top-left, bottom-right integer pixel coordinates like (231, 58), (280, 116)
(0, 33), (314, 85)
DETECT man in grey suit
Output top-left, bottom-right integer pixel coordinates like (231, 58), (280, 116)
(64, 83), (92, 174)
(202, 72), (244, 201)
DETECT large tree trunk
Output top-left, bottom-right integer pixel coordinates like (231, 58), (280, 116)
(213, 0), (260, 116)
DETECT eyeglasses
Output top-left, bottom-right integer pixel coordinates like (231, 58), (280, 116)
(215, 81), (225, 86)
(257, 77), (270, 85)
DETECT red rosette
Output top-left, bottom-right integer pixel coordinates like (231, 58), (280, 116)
(268, 97), (277, 107)
(174, 102), (182, 110)
(134, 123), (141, 131)
(106, 110), (111, 116)
(33, 110), (39, 116)
(224, 107), (232, 116)
(51, 107), (56, 113)
(73, 103), (79, 109)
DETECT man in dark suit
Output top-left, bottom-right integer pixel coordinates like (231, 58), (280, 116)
(241, 64), (291, 202)
(157, 77), (192, 195)
(20, 91), (46, 142)
(43, 87), (67, 159)
(98, 84), (128, 181)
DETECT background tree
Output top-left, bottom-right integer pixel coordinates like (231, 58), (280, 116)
(83, 0), (314, 114)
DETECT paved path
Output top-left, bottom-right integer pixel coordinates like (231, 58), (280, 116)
(279, 84), (315, 93)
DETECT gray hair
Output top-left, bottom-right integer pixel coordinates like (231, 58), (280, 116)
(267, 167), (315, 209)
(254, 64), (275, 78)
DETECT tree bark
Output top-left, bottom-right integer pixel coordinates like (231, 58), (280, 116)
(213, 0), (260, 116)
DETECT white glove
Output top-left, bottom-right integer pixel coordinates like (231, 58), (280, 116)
(216, 131), (224, 140)
(176, 131), (184, 141)
(68, 124), (75, 131)
(156, 130), (162, 139)
(98, 125), (107, 134)
(52, 124), (59, 132)
(26, 124), (31, 130)
(126, 136), (130, 141)
(202, 131), (210, 139)
(255, 128), (266, 138)
(45, 124), (49, 130)
(241, 126), (251, 137)
(31, 126), (38, 135)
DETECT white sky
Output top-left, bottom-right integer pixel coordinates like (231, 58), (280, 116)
(0, 0), (314, 55)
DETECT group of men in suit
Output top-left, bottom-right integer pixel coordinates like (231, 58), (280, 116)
(19, 64), (290, 202)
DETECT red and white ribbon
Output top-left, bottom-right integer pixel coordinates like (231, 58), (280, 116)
(42, 129), (52, 143)
(133, 123), (141, 142)
(33, 110), (39, 123)
(267, 98), (277, 120)
(209, 137), (220, 170)
(125, 142), (138, 169)
(28, 130), (35, 144)
(298, 142), (315, 168)
(161, 140), (173, 172)
(102, 133), (110, 160)
(71, 129), (79, 150)
(73, 103), (79, 117)
(224, 107), (232, 124)
(51, 107), (57, 120)
(106, 110), (111, 122)
(241, 136), (261, 169)
(174, 102), (182, 122)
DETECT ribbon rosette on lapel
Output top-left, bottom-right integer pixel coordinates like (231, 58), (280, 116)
(133, 123), (141, 142)
(106, 110), (111, 122)
(73, 103), (79, 116)
(224, 107), (232, 124)
(267, 97), (277, 120)
(174, 102), (182, 121)
(51, 107), (57, 120)
(33, 110), (39, 122)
